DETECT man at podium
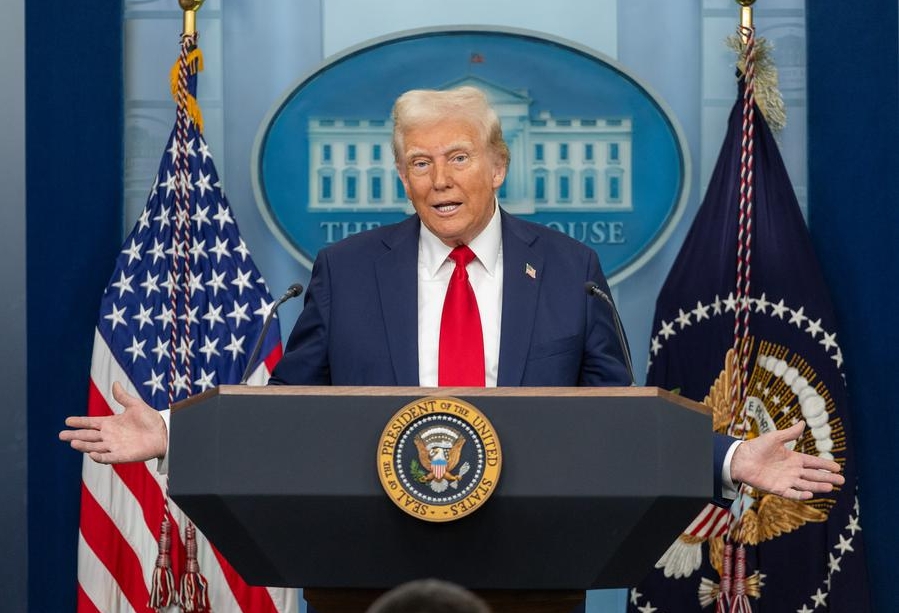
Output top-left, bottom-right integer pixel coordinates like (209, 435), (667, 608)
(60, 86), (843, 503)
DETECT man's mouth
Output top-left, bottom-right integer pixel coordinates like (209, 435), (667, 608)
(433, 201), (462, 213)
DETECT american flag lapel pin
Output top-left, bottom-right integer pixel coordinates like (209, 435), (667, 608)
(525, 263), (536, 279)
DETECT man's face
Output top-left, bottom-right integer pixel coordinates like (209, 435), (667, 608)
(398, 117), (506, 247)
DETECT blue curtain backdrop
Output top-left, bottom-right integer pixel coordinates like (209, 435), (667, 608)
(24, 2), (123, 611)
(14, 1), (899, 611)
(807, 1), (899, 611)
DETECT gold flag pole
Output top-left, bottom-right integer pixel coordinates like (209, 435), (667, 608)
(179, 0), (205, 36)
(730, 0), (784, 130)
(738, 0), (755, 42)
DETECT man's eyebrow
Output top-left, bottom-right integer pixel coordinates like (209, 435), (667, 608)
(404, 147), (430, 159)
(404, 141), (475, 160)
(440, 141), (474, 155)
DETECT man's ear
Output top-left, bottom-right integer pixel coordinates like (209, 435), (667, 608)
(492, 162), (507, 190)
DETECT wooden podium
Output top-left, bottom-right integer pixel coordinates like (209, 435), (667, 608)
(169, 386), (711, 613)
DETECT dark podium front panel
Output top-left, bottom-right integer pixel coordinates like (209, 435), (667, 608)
(169, 386), (711, 591)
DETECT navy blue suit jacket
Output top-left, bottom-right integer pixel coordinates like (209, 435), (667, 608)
(271, 210), (630, 387)
(270, 210), (733, 500)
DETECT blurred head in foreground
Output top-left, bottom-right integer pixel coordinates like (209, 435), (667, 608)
(366, 578), (492, 613)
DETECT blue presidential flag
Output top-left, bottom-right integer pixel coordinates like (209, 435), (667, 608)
(628, 73), (870, 613)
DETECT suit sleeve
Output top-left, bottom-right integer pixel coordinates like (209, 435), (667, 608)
(269, 250), (333, 385)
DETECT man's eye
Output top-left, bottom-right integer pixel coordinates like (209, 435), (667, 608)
(452, 154), (469, 164)
(409, 160), (430, 175)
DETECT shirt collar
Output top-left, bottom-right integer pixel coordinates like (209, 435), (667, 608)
(419, 200), (502, 278)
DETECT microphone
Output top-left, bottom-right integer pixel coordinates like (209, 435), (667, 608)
(584, 281), (635, 385)
(239, 283), (304, 384)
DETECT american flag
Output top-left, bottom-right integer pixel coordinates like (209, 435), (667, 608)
(77, 34), (297, 613)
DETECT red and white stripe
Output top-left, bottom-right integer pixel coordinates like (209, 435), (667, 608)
(684, 503), (732, 540)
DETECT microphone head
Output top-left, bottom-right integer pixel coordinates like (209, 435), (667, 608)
(584, 281), (600, 296)
(285, 283), (304, 298)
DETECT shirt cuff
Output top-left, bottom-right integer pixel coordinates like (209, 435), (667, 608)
(156, 408), (171, 475)
(721, 439), (742, 500)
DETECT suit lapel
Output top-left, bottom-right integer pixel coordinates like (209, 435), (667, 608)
(497, 211), (543, 386)
(375, 216), (421, 385)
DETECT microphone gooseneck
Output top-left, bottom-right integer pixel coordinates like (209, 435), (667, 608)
(239, 283), (305, 384)
(584, 281), (635, 386)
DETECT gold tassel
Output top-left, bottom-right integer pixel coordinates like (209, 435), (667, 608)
(183, 95), (205, 134)
(168, 48), (206, 133)
(727, 34), (787, 133)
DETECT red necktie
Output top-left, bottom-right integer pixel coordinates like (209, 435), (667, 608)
(438, 245), (486, 386)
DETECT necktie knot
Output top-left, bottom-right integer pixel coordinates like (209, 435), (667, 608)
(449, 245), (476, 269)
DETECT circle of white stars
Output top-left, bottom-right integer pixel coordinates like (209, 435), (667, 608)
(647, 292), (845, 375)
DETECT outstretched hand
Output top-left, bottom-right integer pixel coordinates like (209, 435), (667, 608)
(59, 382), (168, 464)
(730, 420), (844, 500)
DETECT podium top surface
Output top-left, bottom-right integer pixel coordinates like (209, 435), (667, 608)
(176, 384), (710, 415)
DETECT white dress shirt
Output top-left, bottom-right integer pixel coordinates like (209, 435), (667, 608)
(417, 204), (503, 387)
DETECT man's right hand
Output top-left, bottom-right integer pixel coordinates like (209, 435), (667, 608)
(58, 381), (168, 464)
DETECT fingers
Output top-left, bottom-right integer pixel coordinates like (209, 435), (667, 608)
(780, 468), (844, 499)
(802, 454), (842, 474)
(58, 428), (104, 443)
(67, 438), (111, 456)
(784, 488), (814, 501)
(778, 477), (835, 500)
(66, 435), (131, 464)
(64, 415), (100, 430)
(776, 420), (806, 442)
(796, 476), (837, 492)
(89, 451), (117, 464)
(111, 381), (135, 408)
(803, 467), (845, 486)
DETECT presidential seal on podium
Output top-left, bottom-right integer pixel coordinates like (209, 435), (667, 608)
(377, 397), (502, 522)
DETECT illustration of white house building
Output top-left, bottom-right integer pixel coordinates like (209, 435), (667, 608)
(307, 76), (632, 214)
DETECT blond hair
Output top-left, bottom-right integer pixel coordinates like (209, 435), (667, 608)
(391, 86), (510, 169)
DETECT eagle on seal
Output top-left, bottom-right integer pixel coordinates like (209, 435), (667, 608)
(413, 430), (465, 483)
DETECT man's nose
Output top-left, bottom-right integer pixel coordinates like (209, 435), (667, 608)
(433, 162), (452, 189)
